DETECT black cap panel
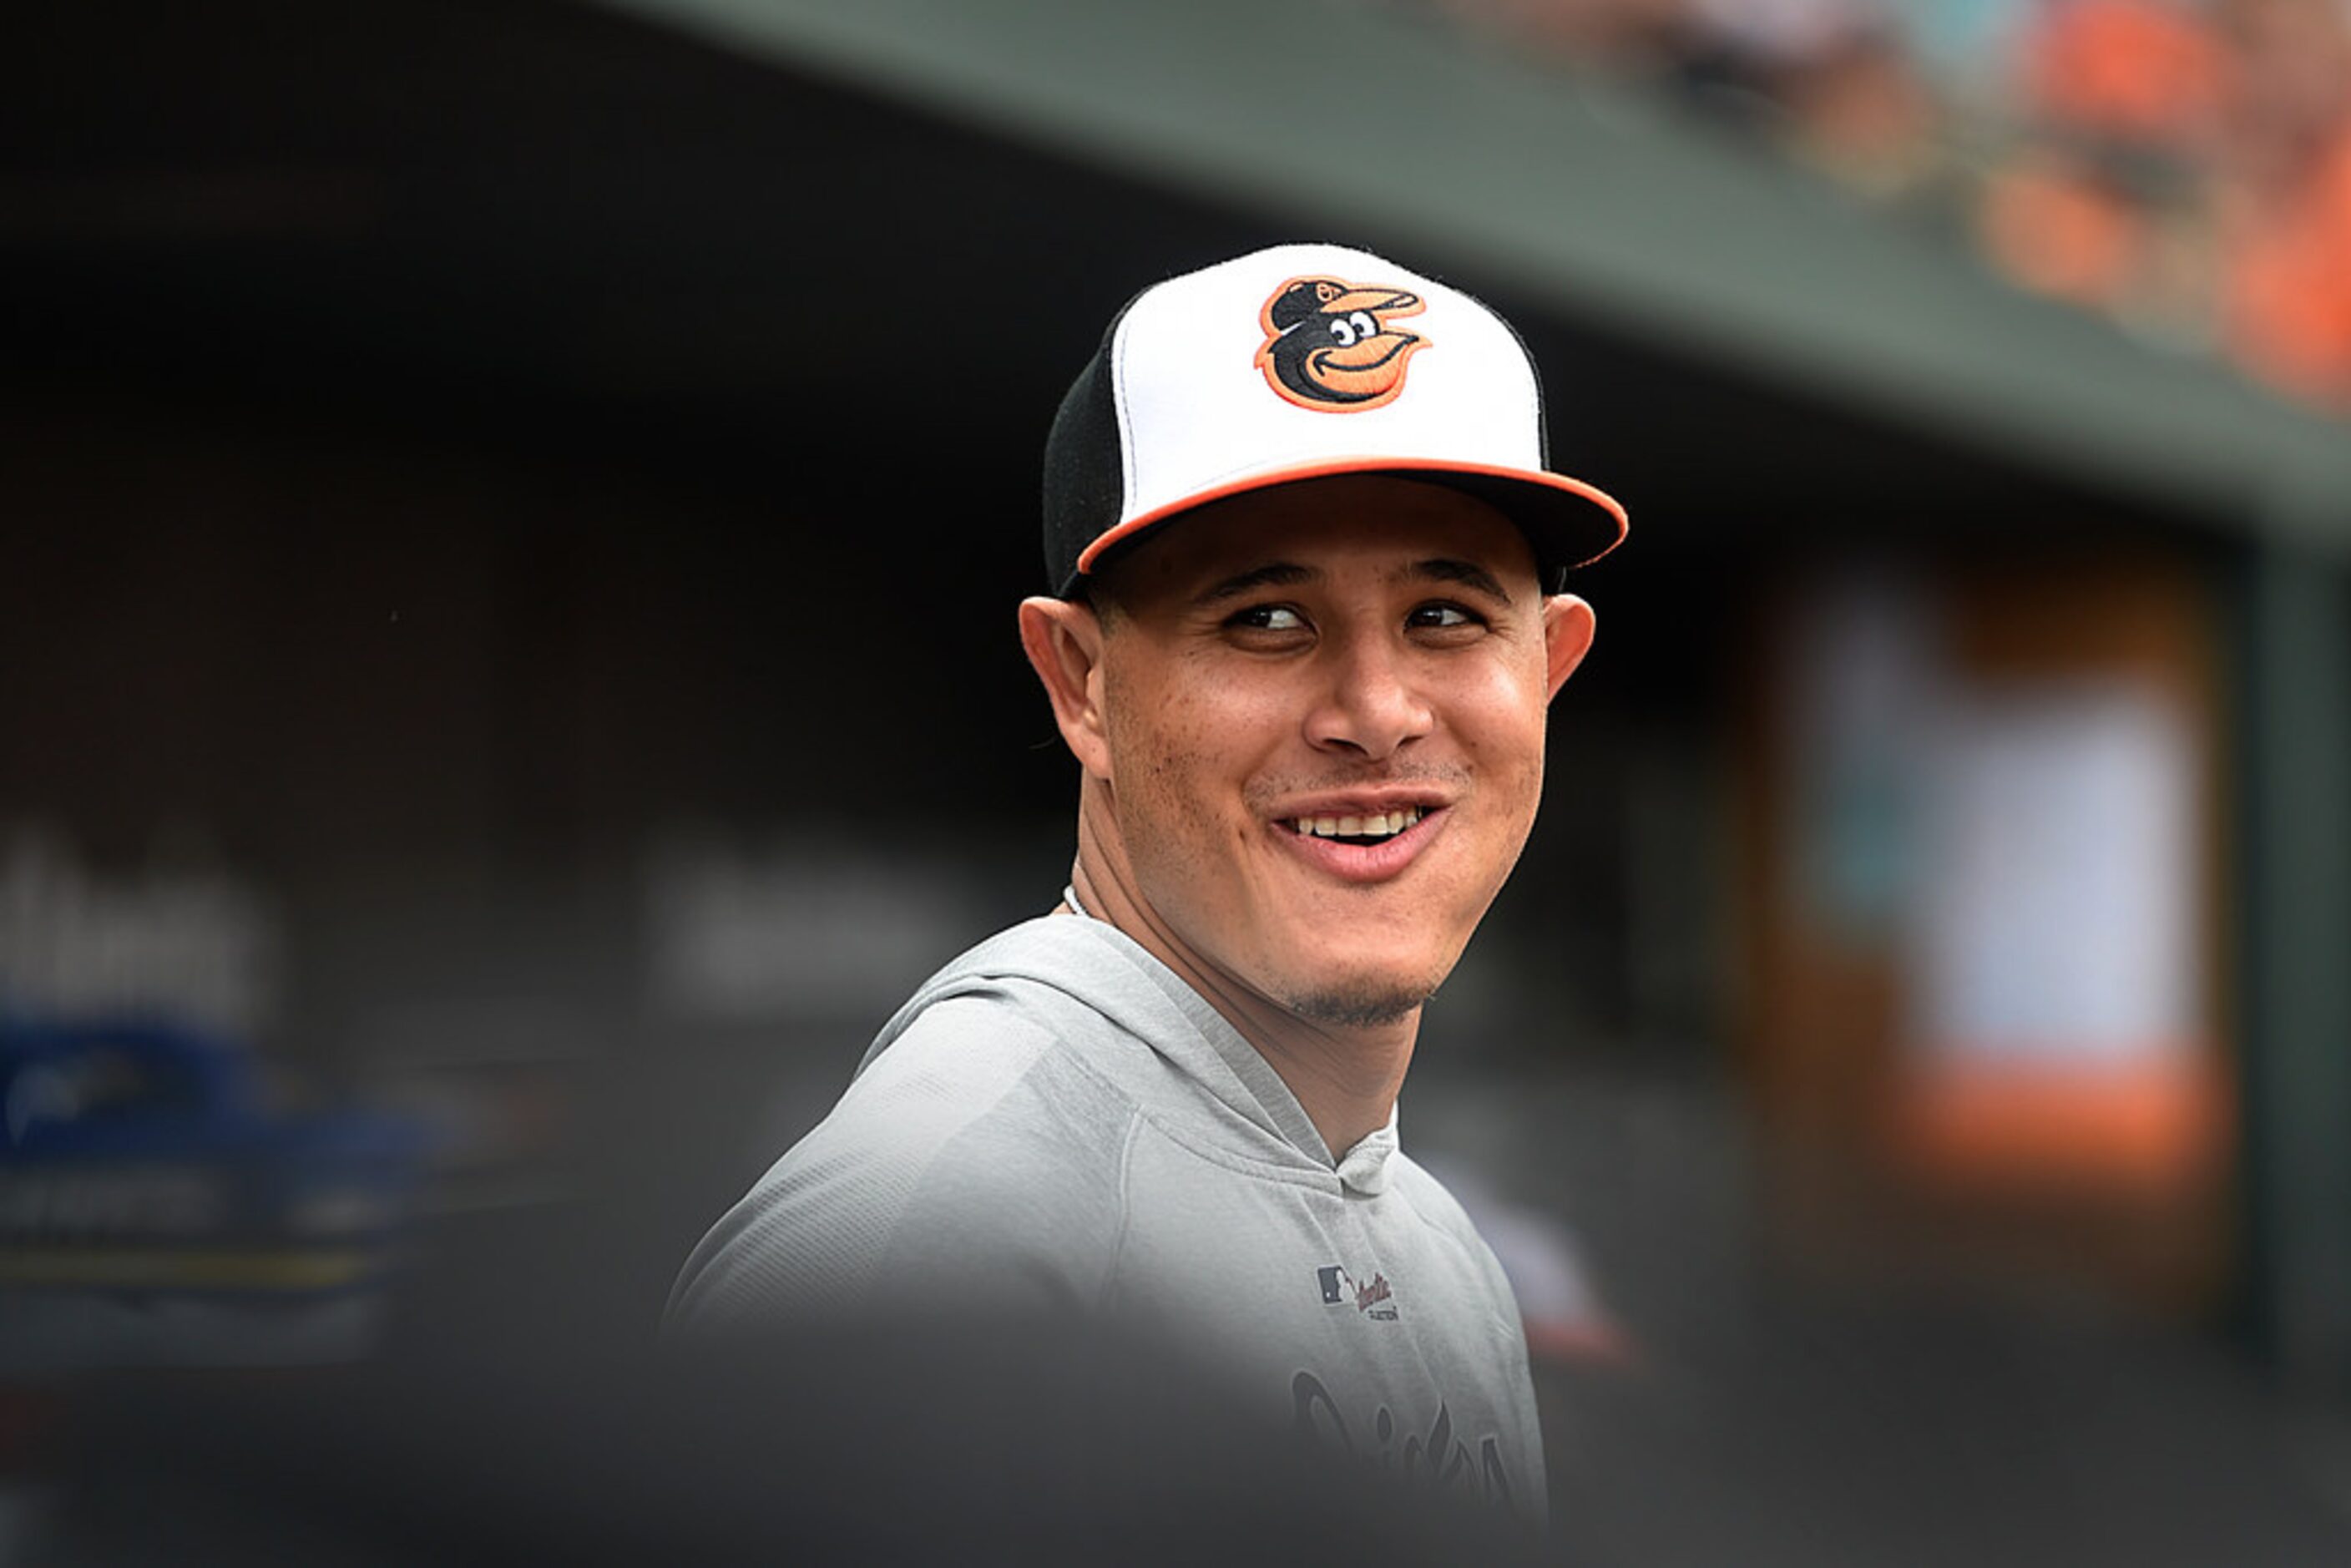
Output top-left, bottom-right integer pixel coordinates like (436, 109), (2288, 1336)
(1041, 301), (1138, 597)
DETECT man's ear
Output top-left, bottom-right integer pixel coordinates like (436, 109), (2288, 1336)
(1018, 595), (1114, 779)
(1540, 594), (1596, 702)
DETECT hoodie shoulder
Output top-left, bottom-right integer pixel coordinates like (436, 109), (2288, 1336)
(665, 984), (1140, 1339)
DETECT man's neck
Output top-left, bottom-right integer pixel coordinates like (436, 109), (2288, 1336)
(1067, 832), (1417, 1163)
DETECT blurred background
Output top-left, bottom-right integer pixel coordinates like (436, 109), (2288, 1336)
(5, 0), (2351, 1560)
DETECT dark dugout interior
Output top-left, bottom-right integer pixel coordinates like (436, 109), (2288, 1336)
(3, 0), (2299, 1562)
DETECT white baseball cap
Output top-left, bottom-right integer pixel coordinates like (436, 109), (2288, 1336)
(1041, 242), (1628, 596)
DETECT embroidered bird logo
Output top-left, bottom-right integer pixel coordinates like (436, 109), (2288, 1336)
(1255, 276), (1428, 412)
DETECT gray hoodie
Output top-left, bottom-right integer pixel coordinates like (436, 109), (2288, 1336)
(665, 913), (1545, 1523)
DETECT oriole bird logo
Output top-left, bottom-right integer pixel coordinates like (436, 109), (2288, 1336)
(1255, 276), (1428, 412)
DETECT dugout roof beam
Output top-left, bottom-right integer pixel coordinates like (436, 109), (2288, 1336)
(603, 0), (2351, 554)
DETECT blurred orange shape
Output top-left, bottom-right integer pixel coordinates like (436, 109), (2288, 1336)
(2020, 0), (2229, 144)
(1980, 156), (2146, 305)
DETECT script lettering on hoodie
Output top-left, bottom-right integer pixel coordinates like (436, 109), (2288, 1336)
(1291, 1370), (1517, 1511)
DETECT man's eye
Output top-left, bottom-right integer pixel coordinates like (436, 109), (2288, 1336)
(1231, 604), (1307, 632)
(1409, 603), (1481, 630)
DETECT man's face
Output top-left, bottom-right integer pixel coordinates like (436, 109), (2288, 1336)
(1078, 475), (1590, 1027)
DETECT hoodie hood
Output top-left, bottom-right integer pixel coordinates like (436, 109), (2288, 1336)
(855, 913), (1400, 1195)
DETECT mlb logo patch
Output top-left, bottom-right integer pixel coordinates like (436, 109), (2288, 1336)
(1316, 1263), (1398, 1318)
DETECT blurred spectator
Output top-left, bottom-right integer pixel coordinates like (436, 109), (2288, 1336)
(1403, 0), (2351, 412)
(2218, 126), (2351, 400)
(1778, 20), (1944, 195)
(1975, 3), (2222, 337)
(2017, 0), (2229, 147)
(2213, 0), (2351, 402)
(1978, 146), (2155, 306)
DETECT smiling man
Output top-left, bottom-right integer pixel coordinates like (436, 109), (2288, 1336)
(665, 244), (1625, 1525)
(1024, 479), (1591, 1162)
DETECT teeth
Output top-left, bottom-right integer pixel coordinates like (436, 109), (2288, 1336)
(1288, 807), (1425, 840)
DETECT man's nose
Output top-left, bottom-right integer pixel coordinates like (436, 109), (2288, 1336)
(1304, 632), (1433, 761)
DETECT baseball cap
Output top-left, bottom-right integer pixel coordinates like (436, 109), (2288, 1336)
(1041, 242), (1628, 598)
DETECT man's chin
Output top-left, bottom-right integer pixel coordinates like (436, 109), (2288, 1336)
(1277, 966), (1445, 1030)
(1285, 989), (1424, 1029)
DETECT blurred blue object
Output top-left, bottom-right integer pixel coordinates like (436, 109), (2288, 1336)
(0, 1013), (429, 1370)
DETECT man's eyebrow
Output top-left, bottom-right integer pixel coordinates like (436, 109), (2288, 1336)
(1192, 561), (1317, 607)
(1411, 558), (1515, 602)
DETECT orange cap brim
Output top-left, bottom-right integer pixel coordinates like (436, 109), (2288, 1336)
(1071, 458), (1628, 583)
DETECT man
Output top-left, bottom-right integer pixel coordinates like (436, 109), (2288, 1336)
(665, 243), (1626, 1524)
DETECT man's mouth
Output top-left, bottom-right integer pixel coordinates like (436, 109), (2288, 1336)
(1282, 806), (1426, 845)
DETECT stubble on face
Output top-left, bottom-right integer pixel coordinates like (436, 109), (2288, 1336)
(1280, 979), (1428, 1030)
